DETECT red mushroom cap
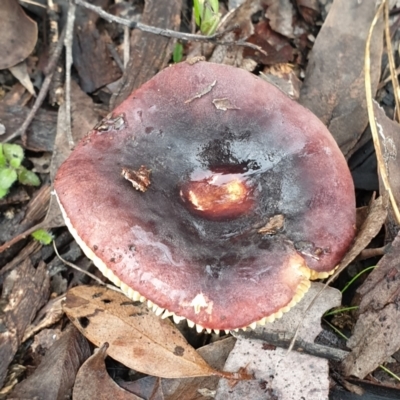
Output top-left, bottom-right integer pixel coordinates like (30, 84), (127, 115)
(54, 61), (355, 331)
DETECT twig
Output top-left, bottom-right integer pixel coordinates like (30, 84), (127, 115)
(107, 43), (124, 72)
(53, 241), (123, 293)
(47, 0), (65, 106)
(64, 0), (76, 149)
(2, 27), (67, 144)
(237, 330), (349, 362)
(20, 0), (46, 7)
(73, 0), (267, 55)
(123, 26), (130, 69)
(357, 245), (388, 261)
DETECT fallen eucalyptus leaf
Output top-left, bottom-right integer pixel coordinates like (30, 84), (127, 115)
(64, 286), (218, 379)
(121, 336), (237, 400)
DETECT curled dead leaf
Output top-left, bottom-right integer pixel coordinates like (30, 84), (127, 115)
(0, 0), (38, 69)
(73, 343), (142, 400)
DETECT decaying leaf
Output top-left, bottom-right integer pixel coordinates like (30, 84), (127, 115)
(9, 325), (90, 400)
(64, 285), (217, 379)
(299, 0), (383, 156)
(342, 231), (400, 378)
(334, 196), (388, 275)
(243, 20), (294, 66)
(217, 283), (341, 399)
(295, 0), (320, 24)
(121, 337), (237, 400)
(9, 61), (35, 96)
(73, 343), (143, 400)
(23, 295), (65, 342)
(260, 64), (301, 100)
(0, 0), (38, 70)
(264, 0), (294, 37)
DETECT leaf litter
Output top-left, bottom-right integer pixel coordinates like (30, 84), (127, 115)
(73, 343), (143, 400)
(64, 285), (250, 381)
(2, 0), (400, 398)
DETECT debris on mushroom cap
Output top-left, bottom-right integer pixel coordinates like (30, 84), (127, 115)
(54, 61), (356, 332)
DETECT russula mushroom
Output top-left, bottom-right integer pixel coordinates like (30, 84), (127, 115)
(54, 61), (355, 333)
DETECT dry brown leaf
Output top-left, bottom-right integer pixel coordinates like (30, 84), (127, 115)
(260, 64), (301, 100)
(342, 231), (400, 378)
(0, 0), (38, 69)
(243, 20), (294, 65)
(23, 295), (65, 342)
(73, 343), (143, 400)
(64, 285), (218, 379)
(9, 61), (35, 96)
(121, 337), (237, 400)
(9, 325), (90, 400)
(264, 0), (294, 37)
(299, 0), (383, 156)
(334, 195), (388, 275)
(294, 0), (320, 24)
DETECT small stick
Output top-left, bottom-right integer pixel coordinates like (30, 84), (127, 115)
(64, 0), (76, 149)
(53, 241), (123, 293)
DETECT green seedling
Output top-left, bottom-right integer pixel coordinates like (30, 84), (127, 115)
(341, 265), (376, 294)
(0, 143), (40, 199)
(173, 42), (183, 63)
(193, 0), (221, 36)
(31, 229), (54, 245)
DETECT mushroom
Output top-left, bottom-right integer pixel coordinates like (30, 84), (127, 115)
(54, 61), (355, 332)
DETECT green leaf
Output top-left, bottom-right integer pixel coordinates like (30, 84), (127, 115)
(0, 167), (17, 190)
(17, 166), (40, 186)
(208, 0), (219, 12)
(0, 144), (6, 167)
(31, 229), (54, 245)
(173, 43), (183, 63)
(3, 143), (24, 168)
(0, 187), (8, 199)
(193, 0), (203, 27)
(193, 0), (220, 36)
(201, 14), (220, 35)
